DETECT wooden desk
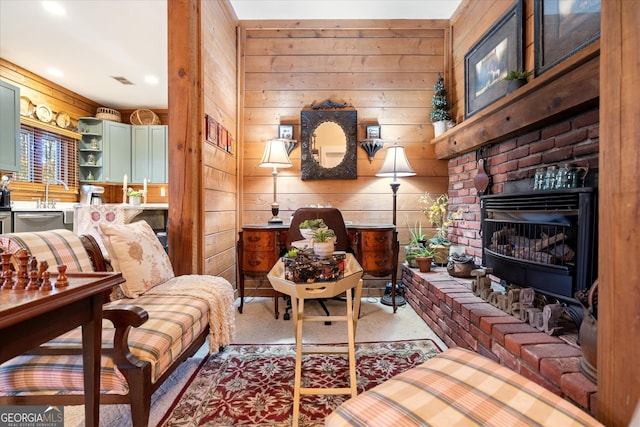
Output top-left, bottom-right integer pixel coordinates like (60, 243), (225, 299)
(0, 272), (125, 427)
(237, 224), (399, 317)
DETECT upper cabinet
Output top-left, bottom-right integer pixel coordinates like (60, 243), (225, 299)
(131, 125), (168, 183)
(102, 121), (131, 183)
(78, 118), (132, 182)
(0, 81), (20, 172)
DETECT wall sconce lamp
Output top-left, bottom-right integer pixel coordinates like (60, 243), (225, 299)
(375, 142), (416, 226)
(259, 139), (292, 224)
(360, 138), (384, 163)
(277, 125), (298, 155)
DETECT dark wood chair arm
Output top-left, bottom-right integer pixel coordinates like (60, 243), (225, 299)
(79, 234), (108, 272)
(103, 304), (150, 370)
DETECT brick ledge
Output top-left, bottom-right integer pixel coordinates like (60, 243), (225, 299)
(402, 265), (598, 416)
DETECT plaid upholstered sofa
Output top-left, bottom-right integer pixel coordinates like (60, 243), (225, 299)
(0, 224), (236, 427)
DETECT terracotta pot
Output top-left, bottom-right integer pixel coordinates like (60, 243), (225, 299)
(416, 257), (432, 273)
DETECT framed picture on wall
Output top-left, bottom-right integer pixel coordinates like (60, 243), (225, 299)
(464, 0), (523, 118)
(365, 125), (381, 139)
(205, 115), (217, 145)
(534, 0), (600, 76)
(278, 124), (294, 139)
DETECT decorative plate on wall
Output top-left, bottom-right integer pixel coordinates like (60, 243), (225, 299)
(20, 96), (35, 117)
(56, 111), (71, 128)
(35, 104), (53, 123)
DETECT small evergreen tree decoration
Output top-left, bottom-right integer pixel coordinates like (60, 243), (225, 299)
(430, 72), (452, 123)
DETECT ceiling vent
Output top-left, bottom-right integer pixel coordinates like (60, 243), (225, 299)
(111, 76), (135, 85)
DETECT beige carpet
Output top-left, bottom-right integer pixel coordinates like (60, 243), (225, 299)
(64, 296), (446, 426)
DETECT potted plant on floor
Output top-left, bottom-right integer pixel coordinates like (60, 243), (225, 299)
(430, 72), (453, 137)
(504, 68), (533, 94)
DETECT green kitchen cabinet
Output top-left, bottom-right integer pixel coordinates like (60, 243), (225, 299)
(0, 80), (20, 172)
(102, 121), (131, 183)
(79, 118), (131, 183)
(131, 125), (168, 183)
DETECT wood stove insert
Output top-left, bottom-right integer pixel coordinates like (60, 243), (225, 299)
(481, 188), (598, 321)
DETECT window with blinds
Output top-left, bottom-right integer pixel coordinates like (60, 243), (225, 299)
(15, 124), (78, 188)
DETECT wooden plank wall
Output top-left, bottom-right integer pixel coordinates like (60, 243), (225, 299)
(598, 1), (640, 425)
(200, 0), (239, 283)
(238, 20), (451, 260)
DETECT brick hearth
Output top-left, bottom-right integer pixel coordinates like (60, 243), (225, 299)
(402, 265), (598, 416)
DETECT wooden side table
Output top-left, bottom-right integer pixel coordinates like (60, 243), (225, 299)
(267, 254), (364, 427)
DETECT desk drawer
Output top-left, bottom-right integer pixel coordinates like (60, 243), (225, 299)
(243, 251), (278, 273)
(243, 231), (277, 251)
(360, 230), (393, 250)
(359, 252), (394, 272)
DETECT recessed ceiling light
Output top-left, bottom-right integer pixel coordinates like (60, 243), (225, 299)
(47, 68), (63, 77)
(145, 75), (159, 85)
(42, 1), (66, 16)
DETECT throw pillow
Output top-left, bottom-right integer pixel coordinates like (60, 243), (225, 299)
(99, 220), (174, 298)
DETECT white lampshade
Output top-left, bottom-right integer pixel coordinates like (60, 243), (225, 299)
(259, 139), (293, 168)
(375, 143), (416, 179)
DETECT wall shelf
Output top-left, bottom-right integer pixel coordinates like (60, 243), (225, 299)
(433, 41), (600, 160)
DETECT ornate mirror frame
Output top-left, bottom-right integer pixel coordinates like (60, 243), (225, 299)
(300, 100), (358, 180)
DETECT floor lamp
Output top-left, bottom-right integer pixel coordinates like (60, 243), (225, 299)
(259, 139), (292, 224)
(376, 142), (416, 307)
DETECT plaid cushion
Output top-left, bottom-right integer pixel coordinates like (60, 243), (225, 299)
(0, 229), (94, 273)
(326, 347), (602, 427)
(0, 295), (208, 396)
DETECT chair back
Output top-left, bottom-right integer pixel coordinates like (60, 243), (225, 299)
(287, 207), (352, 252)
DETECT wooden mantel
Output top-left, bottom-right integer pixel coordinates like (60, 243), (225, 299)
(433, 41), (600, 160)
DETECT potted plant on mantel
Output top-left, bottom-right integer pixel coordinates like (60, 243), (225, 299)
(430, 72), (453, 138)
(504, 68), (533, 94)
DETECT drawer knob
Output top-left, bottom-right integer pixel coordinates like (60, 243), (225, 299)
(248, 260), (261, 266)
(375, 259), (388, 266)
(375, 236), (388, 243)
(247, 236), (261, 243)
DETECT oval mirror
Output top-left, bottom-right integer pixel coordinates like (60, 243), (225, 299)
(312, 122), (346, 168)
(300, 100), (357, 180)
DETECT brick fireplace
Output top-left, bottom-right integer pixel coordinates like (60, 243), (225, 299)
(446, 107), (599, 263)
(420, 107), (601, 415)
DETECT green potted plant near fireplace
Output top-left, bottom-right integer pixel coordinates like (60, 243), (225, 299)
(404, 220), (427, 268)
(414, 246), (434, 273)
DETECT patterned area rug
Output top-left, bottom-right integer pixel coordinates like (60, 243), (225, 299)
(159, 339), (441, 426)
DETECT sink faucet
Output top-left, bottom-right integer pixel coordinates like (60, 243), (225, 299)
(45, 179), (69, 208)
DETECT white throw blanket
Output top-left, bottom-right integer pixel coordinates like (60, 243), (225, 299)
(145, 275), (236, 352)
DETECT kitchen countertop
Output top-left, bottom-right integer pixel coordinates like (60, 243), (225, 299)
(10, 202), (168, 212)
